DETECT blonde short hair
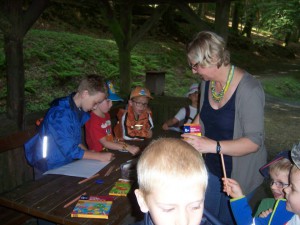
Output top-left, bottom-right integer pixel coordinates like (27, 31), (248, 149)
(137, 138), (208, 195)
(77, 74), (107, 96)
(186, 31), (230, 68)
(269, 158), (292, 176)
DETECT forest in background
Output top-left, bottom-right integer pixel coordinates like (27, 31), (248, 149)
(0, 0), (299, 114)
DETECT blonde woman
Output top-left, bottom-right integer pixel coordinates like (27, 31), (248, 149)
(182, 31), (267, 224)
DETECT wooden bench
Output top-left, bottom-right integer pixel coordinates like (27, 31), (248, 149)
(0, 126), (37, 225)
(0, 206), (32, 225)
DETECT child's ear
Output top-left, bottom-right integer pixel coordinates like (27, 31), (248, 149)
(134, 189), (149, 213)
(81, 90), (90, 98)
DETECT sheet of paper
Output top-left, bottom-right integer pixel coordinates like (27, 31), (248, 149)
(44, 159), (110, 178)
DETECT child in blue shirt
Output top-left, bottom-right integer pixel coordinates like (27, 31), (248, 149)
(25, 74), (115, 179)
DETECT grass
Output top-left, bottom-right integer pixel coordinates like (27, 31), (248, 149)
(0, 28), (299, 113)
(262, 75), (300, 102)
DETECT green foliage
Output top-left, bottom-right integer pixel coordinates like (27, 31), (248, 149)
(0, 29), (198, 113)
(0, 27), (298, 114)
(256, 0), (300, 41)
(262, 76), (300, 101)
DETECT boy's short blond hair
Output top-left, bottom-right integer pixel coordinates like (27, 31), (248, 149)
(269, 158), (292, 176)
(186, 31), (230, 68)
(137, 138), (208, 195)
(77, 74), (107, 95)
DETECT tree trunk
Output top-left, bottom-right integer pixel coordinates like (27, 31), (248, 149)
(0, 0), (49, 129)
(215, 0), (231, 43)
(118, 1), (133, 95)
(118, 47), (131, 95)
(175, 1), (212, 31)
(100, 0), (168, 96)
(231, 1), (241, 33)
(242, 5), (256, 39)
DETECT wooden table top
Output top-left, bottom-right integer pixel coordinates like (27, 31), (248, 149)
(0, 151), (140, 225)
(0, 131), (181, 225)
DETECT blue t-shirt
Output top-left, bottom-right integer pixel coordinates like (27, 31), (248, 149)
(200, 82), (236, 177)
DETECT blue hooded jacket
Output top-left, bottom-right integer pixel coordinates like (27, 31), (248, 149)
(231, 197), (294, 225)
(24, 93), (90, 172)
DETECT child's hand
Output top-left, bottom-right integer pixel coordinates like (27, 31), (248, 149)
(127, 145), (140, 155)
(147, 130), (153, 138)
(258, 208), (273, 218)
(97, 152), (115, 162)
(222, 178), (244, 198)
(162, 123), (169, 130)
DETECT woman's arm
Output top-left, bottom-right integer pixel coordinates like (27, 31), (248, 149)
(181, 135), (259, 156)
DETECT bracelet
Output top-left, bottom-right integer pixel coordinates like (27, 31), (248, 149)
(216, 141), (221, 154)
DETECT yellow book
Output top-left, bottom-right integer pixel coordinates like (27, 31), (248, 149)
(71, 195), (114, 219)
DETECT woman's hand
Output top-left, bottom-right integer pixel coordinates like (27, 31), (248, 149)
(181, 134), (216, 154)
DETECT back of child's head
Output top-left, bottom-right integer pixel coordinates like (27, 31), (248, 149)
(130, 86), (153, 100)
(291, 142), (300, 170)
(78, 74), (107, 95)
(137, 138), (207, 196)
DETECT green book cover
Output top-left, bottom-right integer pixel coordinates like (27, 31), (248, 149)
(109, 179), (131, 197)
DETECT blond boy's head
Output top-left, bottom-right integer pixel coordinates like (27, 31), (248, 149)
(135, 138), (208, 225)
(269, 157), (292, 199)
(269, 158), (292, 177)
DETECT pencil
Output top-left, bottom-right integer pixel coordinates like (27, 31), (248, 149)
(63, 192), (86, 208)
(78, 173), (99, 184)
(104, 165), (115, 176)
(220, 153), (229, 196)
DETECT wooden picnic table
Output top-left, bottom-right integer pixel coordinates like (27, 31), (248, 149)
(0, 131), (181, 225)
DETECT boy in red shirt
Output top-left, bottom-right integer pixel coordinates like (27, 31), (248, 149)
(85, 81), (140, 155)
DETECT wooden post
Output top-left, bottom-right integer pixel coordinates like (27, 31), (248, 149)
(145, 71), (166, 96)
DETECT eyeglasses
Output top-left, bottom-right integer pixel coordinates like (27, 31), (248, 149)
(270, 180), (289, 188)
(132, 100), (148, 108)
(189, 62), (200, 70)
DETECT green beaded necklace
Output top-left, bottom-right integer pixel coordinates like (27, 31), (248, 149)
(211, 65), (235, 103)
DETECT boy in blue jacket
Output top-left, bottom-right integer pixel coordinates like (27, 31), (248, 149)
(24, 74), (115, 179)
(223, 166), (294, 225)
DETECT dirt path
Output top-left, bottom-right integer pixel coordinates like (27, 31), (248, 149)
(264, 97), (300, 159)
(254, 58), (300, 159)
